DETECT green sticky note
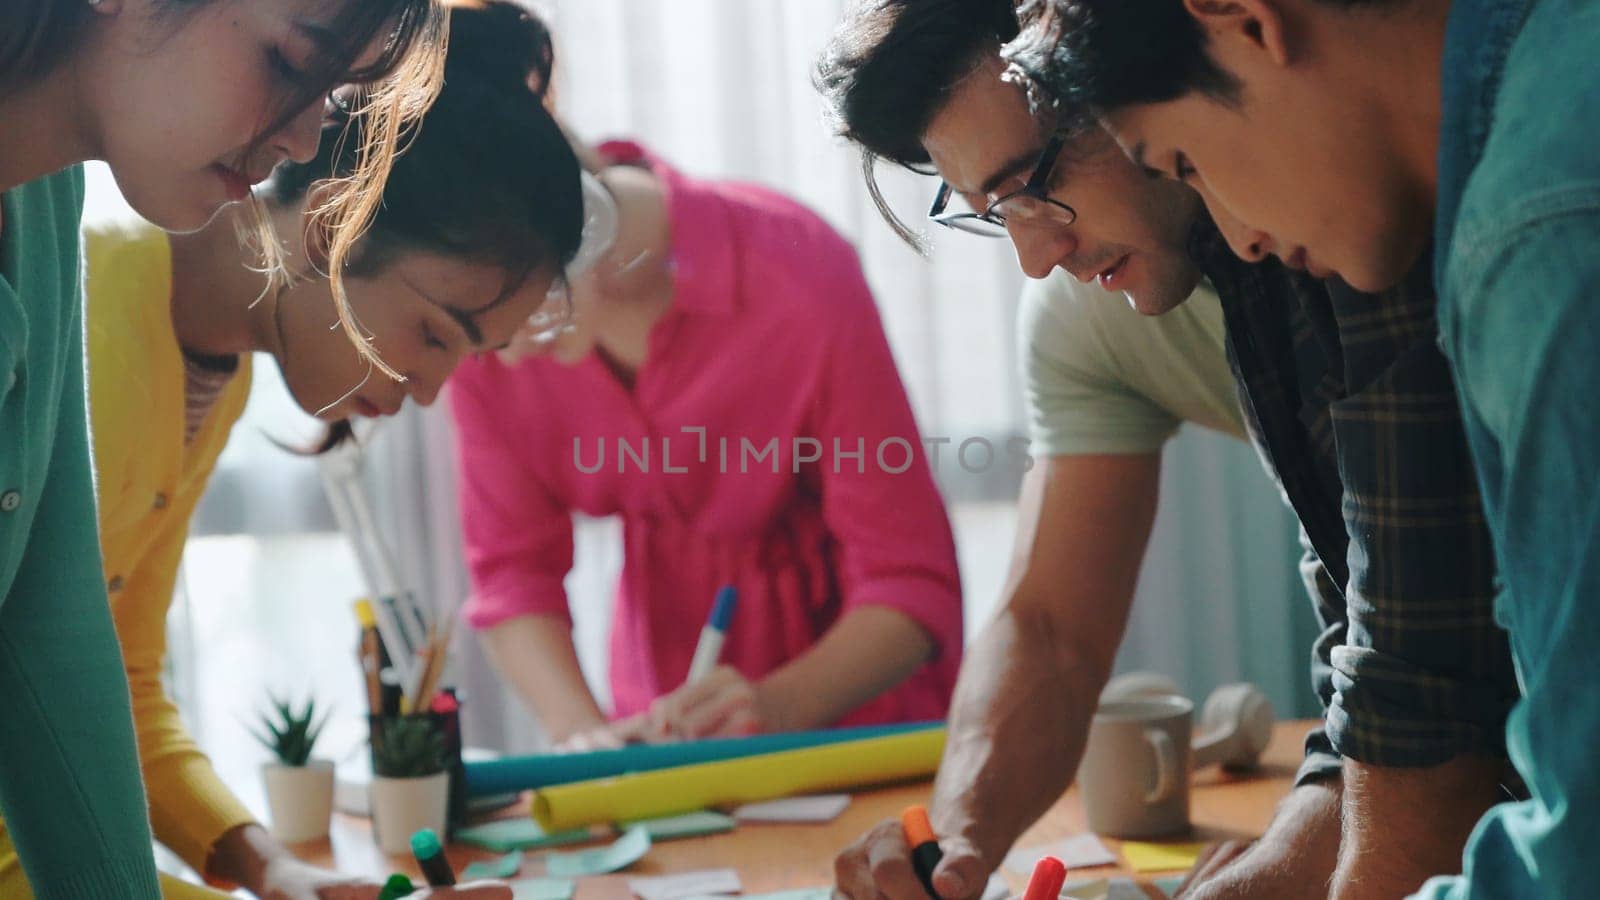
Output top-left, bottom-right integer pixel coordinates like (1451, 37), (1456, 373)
(456, 818), (592, 853)
(544, 825), (652, 877)
(623, 809), (736, 842)
(511, 878), (577, 900)
(461, 850), (524, 880)
(1152, 875), (1187, 897)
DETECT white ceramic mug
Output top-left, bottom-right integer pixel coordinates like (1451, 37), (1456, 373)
(1077, 696), (1193, 838)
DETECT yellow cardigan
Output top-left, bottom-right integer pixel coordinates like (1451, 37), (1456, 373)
(0, 221), (253, 898)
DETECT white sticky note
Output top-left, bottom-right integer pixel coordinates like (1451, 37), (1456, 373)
(1005, 834), (1118, 873)
(733, 794), (852, 823)
(1104, 879), (1145, 900)
(629, 869), (743, 900)
(680, 892), (825, 900)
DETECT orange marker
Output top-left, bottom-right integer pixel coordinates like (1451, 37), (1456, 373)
(901, 805), (942, 898)
(1021, 856), (1067, 900)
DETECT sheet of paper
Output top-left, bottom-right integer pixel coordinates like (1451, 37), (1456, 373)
(629, 868), (742, 900)
(511, 877), (577, 900)
(625, 809), (737, 840)
(1152, 874), (1188, 898)
(462, 849), (523, 880)
(981, 872), (1011, 900)
(456, 817), (593, 852)
(1004, 834), (1118, 873)
(544, 825), (652, 877)
(679, 889), (829, 900)
(1119, 841), (1208, 873)
(1060, 878), (1145, 900)
(733, 794), (851, 823)
(1060, 877), (1108, 900)
(1104, 879), (1145, 900)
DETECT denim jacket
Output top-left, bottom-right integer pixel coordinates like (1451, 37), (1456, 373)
(1417, 0), (1600, 895)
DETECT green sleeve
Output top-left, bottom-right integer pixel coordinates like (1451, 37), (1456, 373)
(0, 312), (160, 899)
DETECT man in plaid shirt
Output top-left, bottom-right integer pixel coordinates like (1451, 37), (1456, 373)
(1193, 219), (1515, 783)
(815, 2), (1519, 897)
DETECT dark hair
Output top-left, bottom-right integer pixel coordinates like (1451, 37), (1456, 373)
(1002, 0), (1243, 135)
(268, 0), (584, 451)
(0, 1), (90, 85)
(1, 1), (438, 129)
(815, 0), (1020, 246)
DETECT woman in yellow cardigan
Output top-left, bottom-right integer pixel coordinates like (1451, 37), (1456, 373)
(0, 7), (584, 897)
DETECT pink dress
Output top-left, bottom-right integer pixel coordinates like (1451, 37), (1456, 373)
(449, 142), (962, 726)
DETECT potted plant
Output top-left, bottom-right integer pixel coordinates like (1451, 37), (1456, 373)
(251, 694), (334, 843)
(369, 715), (449, 855)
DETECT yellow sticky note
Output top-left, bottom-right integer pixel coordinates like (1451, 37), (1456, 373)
(1119, 841), (1208, 873)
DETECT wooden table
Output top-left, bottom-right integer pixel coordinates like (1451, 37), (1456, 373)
(304, 721), (1314, 898)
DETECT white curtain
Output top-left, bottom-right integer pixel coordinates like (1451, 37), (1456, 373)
(376, 0), (1318, 751)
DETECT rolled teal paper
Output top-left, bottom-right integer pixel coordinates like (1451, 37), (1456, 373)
(463, 720), (938, 795)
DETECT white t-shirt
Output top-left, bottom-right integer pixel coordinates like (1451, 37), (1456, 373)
(1019, 270), (1245, 456)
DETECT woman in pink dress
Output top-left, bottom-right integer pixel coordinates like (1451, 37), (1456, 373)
(449, 2), (962, 749)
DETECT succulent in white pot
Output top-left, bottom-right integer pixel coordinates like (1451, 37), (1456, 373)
(252, 694), (335, 844)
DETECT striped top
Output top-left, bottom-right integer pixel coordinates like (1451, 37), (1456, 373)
(182, 352), (239, 445)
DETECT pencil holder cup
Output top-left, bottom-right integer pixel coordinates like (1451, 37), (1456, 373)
(370, 770), (449, 855)
(367, 703), (464, 847)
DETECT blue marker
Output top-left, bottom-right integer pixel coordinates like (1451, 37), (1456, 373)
(685, 585), (738, 685)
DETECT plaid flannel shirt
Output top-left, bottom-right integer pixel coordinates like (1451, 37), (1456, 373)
(1190, 218), (1519, 785)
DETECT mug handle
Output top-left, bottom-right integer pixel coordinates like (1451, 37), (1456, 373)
(1144, 729), (1179, 804)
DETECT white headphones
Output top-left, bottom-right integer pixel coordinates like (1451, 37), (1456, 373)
(566, 170), (619, 278)
(1100, 672), (1275, 771)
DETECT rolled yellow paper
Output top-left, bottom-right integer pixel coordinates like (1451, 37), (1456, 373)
(530, 726), (946, 830)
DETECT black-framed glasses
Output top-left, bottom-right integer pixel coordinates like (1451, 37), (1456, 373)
(928, 134), (1077, 237)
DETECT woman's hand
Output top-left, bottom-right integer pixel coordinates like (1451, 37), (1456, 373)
(645, 665), (776, 740)
(255, 853), (383, 899)
(554, 713), (651, 752)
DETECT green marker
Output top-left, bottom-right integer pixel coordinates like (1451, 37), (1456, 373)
(411, 828), (458, 887)
(377, 873), (415, 900)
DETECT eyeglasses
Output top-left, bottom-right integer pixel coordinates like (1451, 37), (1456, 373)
(928, 134), (1077, 237)
(324, 86), (358, 122)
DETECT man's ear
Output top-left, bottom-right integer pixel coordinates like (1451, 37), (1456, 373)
(1183, 0), (1293, 67)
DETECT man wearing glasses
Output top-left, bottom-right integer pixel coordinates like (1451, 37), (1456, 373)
(814, 1), (1514, 897)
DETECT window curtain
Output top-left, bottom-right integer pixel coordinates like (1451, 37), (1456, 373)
(112, 0), (1319, 764)
(421, 0), (1316, 748)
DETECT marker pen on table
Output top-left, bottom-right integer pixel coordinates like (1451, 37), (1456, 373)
(901, 805), (942, 898)
(685, 585), (739, 685)
(410, 828), (457, 887)
(1021, 856), (1066, 900)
